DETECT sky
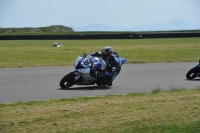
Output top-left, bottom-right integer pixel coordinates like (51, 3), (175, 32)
(0, 0), (200, 28)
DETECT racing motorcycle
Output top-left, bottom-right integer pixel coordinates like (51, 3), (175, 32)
(60, 53), (126, 89)
(186, 60), (200, 80)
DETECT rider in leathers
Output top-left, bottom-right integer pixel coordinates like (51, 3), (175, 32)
(100, 46), (121, 86)
(87, 46), (121, 86)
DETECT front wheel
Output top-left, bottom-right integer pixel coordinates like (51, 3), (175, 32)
(60, 72), (75, 89)
(186, 66), (199, 80)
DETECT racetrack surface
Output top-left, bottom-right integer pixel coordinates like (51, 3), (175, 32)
(0, 62), (199, 104)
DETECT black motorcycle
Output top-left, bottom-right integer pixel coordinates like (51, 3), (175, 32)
(186, 60), (200, 80)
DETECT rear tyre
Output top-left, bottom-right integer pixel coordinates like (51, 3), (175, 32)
(95, 77), (106, 86)
(186, 66), (199, 80)
(60, 72), (75, 89)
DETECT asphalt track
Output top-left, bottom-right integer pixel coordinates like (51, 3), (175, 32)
(0, 62), (200, 104)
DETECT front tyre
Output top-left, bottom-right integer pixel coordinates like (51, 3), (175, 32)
(60, 72), (75, 89)
(186, 66), (199, 80)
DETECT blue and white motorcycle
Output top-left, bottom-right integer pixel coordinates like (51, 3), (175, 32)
(186, 60), (200, 80)
(60, 53), (126, 89)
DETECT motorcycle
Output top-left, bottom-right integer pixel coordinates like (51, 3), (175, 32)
(186, 60), (200, 80)
(60, 53), (126, 89)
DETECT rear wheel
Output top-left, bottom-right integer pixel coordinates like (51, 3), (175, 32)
(186, 66), (199, 80)
(60, 72), (75, 89)
(95, 77), (106, 86)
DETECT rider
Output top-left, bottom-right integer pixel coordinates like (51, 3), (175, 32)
(100, 46), (121, 86)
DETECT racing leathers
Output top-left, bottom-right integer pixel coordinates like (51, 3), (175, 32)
(101, 54), (121, 86)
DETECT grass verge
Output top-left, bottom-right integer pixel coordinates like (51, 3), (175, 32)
(0, 37), (200, 68)
(0, 89), (200, 133)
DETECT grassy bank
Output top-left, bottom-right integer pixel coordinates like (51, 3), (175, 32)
(0, 89), (200, 133)
(0, 37), (200, 68)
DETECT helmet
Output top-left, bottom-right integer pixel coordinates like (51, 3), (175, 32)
(101, 46), (112, 60)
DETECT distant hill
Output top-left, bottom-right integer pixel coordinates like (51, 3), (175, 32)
(1, 20), (200, 35)
(69, 19), (200, 31)
(0, 25), (74, 35)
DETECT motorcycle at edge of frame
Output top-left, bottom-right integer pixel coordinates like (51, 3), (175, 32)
(59, 52), (126, 89)
(186, 60), (200, 80)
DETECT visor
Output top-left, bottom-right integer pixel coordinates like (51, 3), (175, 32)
(102, 54), (109, 59)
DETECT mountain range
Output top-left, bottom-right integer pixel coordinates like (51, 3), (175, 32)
(68, 19), (200, 32)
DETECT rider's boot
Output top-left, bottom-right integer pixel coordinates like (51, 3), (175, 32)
(106, 78), (113, 86)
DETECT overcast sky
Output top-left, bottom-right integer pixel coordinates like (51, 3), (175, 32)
(0, 0), (200, 28)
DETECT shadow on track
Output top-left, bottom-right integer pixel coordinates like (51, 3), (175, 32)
(57, 85), (111, 90)
(184, 79), (200, 81)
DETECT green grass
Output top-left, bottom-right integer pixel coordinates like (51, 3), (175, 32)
(0, 37), (200, 68)
(0, 89), (200, 133)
